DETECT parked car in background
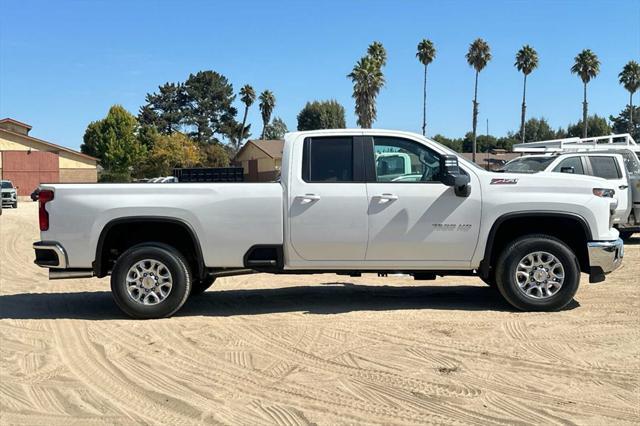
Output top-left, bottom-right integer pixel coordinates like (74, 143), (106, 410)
(1, 180), (18, 208)
(510, 134), (640, 241)
(33, 129), (623, 319)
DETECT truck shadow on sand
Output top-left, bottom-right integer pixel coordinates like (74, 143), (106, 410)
(0, 282), (579, 321)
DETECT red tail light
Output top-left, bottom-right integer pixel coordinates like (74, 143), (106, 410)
(39, 190), (54, 231)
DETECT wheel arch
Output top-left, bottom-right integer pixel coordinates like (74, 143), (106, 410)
(479, 211), (592, 279)
(94, 216), (205, 280)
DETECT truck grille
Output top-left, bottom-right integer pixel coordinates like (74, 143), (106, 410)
(2, 193), (11, 198)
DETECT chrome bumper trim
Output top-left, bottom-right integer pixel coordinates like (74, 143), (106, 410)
(33, 241), (68, 269)
(588, 238), (624, 279)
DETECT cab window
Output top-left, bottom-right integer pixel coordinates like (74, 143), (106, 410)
(373, 137), (441, 183)
(553, 157), (584, 175)
(588, 156), (621, 180)
(302, 137), (354, 182)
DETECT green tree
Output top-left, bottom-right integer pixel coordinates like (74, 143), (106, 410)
(348, 43), (386, 128)
(81, 105), (145, 181)
(297, 100), (346, 130)
(236, 84), (256, 151)
(183, 71), (237, 144)
(518, 117), (557, 143)
(618, 60), (640, 133)
(200, 143), (231, 167)
(416, 39), (436, 136)
(263, 117), (288, 139)
(138, 82), (186, 135)
(571, 49), (600, 138)
(610, 105), (640, 141)
(140, 132), (203, 177)
(567, 114), (611, 138)
(367, 41), (387, 67)
(514, 45), (539, 143)
(466, 38), (492, 162)
(432, 134), (463, 152)
(258, 90), (276, 139)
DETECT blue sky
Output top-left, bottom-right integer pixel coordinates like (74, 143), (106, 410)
(1, 0), (639, 150)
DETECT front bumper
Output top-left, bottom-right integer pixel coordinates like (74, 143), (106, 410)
(588, 238), (624, 283)
(1, 195), (16, 205)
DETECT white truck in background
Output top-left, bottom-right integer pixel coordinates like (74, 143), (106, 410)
(33, 129), (623, 319)
(510, 134), (640, 240)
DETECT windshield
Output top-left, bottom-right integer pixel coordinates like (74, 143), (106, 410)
(502, 157), (555, 173)
(1, 181), (13, 189)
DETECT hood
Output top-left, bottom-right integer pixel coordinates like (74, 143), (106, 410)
(482, 170), (616, 194)
(1, 188), (16, 193)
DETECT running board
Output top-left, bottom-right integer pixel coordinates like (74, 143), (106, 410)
(49, 269), (94, 280)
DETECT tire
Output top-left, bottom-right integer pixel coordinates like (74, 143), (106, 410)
(12, 201), (17, 208)
(495, 234), (580, 312)
(190, 276), (216, 297)
(110, 244), (191, 319)
(619, 231), (633, 242)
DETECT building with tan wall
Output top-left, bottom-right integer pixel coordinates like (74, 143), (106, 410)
(235, 139), (284, 182)
(0, 118), (97, 195)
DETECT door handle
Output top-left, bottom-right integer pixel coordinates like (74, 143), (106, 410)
(619, 185), (628, 190)
(296, 194), (320, 204)
(375, 193), (399, 202)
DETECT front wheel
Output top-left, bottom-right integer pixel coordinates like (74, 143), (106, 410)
(111, 244), (192, 319)
(495, 235), (580, 312)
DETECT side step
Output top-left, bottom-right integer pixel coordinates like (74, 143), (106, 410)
(49, 269), (94, 280)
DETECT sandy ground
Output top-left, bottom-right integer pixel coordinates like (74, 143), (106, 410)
(0, 202), (638, 425)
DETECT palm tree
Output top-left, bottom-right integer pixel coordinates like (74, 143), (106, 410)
(618, 60), (640, 133)
(514, 45), (539, 143)
(367, 41), (387, 67)
(348, 55), (385, 128)
(571, 49), (600, 138)
(466, 38), (492, 162)
(258, 90), (276, 139)
(236, 84), (255, 150)
(416, 39), (436, 136)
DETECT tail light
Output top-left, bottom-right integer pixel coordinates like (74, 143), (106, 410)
(39, 190), (54, 231)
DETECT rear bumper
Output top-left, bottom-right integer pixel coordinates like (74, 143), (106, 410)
(588, 238), (624, 283)
(33, 241), (68, 269)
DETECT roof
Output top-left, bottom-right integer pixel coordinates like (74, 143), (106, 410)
(0, 118), (32, 131)
(237, 139), (284, 160)
(0, 127), (97, 161)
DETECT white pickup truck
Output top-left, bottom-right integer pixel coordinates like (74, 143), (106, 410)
(33, 130), (624, 319)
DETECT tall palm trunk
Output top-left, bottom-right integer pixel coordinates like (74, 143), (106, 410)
(422, 64), (427, 136)
(472, 71), (479, 162)
(629, 92), (634, 134)
(520, 74), (527, 143)
(238, 105), (249, 151)
(582, 82), (588, 138)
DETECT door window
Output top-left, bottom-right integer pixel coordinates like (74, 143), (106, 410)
(302, 137), (353, 182)
(373, 137), (441, 182)
(552, 157), (585, 174)
(589, 156), (621, 179)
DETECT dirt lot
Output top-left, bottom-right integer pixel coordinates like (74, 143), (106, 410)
(0, 202), (638, 425)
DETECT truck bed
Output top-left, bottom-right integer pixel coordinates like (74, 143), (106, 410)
(40, 183), (284, 268)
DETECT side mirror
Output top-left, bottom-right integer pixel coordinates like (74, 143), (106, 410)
(560, 166), (575, 174)
(439, 155), (471, 197)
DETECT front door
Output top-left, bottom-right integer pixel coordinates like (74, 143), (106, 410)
(288, 136), (369, 261)
(365, 136), (481, 263)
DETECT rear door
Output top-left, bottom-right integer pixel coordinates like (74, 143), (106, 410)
(586, 154), (631, 224)
(288, 136), (369, 261)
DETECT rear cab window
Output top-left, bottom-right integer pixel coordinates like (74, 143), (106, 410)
(302, 137), (355, 182)
(588, 156), (622, 180)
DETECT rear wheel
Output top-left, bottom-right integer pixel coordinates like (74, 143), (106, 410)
(111, 244), (191, 319)
(495, 234), (580, 311)
(190, 276), (216, 297)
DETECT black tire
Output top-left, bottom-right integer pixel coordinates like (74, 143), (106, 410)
(12, 201), (17, 208)
(495, 234), (580, 312)
(619, 231), (633, 242)
(190, 276), (216, 297)
(110, 244), (191, 319)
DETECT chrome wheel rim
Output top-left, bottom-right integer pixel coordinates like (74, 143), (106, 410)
(126, 259), (173, 305)
(515, 251), (564, 299)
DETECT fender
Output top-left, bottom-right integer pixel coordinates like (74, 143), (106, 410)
(478, 211), (592, 278)
(93, 216), (205, 279)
